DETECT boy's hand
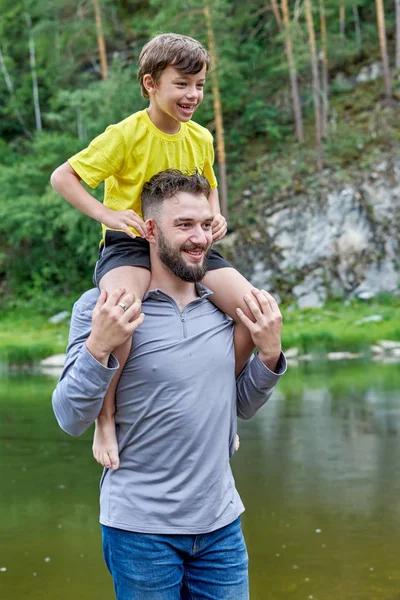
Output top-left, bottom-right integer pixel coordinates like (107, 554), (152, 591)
(102, 208), (148, 239)
(86, 288), (145, 364)
(212, 214), (227, 242)
(236, 289), (282, 372)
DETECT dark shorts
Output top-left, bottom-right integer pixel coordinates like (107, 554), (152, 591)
(94, 231), (233, 286)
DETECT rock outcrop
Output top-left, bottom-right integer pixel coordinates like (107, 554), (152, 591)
(219, 157), (400, 307)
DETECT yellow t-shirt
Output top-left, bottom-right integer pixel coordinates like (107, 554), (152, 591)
(68, 109), (218, 238)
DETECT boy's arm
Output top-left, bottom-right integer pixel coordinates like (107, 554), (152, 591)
(203, 132), (227, 243)
(51, 161), (110, 223)
(234, 288), (286, 419)
(50, 162), (147, 238)
(208, 187), (227, 242)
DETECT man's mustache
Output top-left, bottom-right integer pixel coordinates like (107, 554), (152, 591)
(180, 243), (210, 252)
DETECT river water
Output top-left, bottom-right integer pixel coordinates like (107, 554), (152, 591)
(1, 360), (399, 600)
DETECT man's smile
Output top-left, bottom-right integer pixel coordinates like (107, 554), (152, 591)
(181, 244), (208, 261)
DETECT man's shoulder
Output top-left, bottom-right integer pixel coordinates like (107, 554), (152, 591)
(73, 288), (99, 312)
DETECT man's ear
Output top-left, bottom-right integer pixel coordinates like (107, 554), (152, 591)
(146, 218), (157, 243)
(143, 74), (157, 96)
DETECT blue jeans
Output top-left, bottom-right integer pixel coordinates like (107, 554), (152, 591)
(102, 518), (249, 599)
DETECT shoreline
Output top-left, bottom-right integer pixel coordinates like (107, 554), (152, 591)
(1, 295), (399, 366)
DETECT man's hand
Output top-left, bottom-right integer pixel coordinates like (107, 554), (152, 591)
(212, 213), (227, 242)
(102, 208), (148, 239)
(236, 289), (282, 372)
(86, 288), (145, 365)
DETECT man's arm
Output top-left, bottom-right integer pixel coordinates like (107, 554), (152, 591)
(235, 289), (287, 419)
(52, 288), (144, 436)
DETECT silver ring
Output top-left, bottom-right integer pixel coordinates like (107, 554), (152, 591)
(118, 302), (128, 312)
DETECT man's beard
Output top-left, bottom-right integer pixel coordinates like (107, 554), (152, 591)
(157, 230), (210, 282)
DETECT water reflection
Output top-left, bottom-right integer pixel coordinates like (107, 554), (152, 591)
(233, 362), (400, 599)
(1, 362), (400, 599)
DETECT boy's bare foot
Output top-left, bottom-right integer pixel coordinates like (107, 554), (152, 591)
(234, 434), (240, 452)
(93, 416), (120, 470)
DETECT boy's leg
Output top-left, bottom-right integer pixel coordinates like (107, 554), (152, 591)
(204, 252), (260, 454)
(94, 265), (151, 470)
(182, 518), (249, 600)
(202, 265), (256, 375)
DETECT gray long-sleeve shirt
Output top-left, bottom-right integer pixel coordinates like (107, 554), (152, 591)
(52, 286), (286, 535)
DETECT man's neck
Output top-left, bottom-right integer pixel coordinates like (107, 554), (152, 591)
(148, 265), (199, 311)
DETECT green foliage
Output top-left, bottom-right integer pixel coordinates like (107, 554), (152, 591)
(0, 0), (398, 303)
(0, 129), (100, 304)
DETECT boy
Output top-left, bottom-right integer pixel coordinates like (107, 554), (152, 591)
(51, 33), (254, 471)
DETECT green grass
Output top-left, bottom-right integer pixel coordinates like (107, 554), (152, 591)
(0, 311), (70, 364)
(281, 294), (400, 354)
(0, 294), (399, 365)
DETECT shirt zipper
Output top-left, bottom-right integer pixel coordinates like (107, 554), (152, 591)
(180, 313), (187, 338)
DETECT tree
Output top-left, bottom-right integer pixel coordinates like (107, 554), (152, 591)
(0, 45), (33, 139)
(375, 0), (392, 100)
(395, 0), (400, 69)
(91, 0), (108, 80)
(304, 0), (323, 169)
(339, 4), (345, 38)
(270, 0), (283, 29)
(278, 0), (304, 141)
(25, 11), (42, 132)
(353, 5), (362, 51)
(319, 0), (329, 138)
(204, 4), (228, 218)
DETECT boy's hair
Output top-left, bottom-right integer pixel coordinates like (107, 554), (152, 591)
(138, 33), (211, 98)
(141, 169), (211, 220)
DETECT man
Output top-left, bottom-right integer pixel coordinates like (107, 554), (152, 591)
(52, 169), (286, 600)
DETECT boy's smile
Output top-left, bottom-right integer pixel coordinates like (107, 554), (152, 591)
(145, 65), (207, 134)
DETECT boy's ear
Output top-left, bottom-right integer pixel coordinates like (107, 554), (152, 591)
(146, 218), (157, 243)
(143, 74), (157, 96)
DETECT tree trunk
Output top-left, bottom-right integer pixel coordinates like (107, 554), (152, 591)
(270, 0), (283, 31)
(0, 45), (33, 139)
(375, 0), (392, 100)
(395, 0), (400, 69)
(204, 4), (228, 219)
(280, 0), (304, 141)
(91, 0), (108, 80)
(304, 0), (323, 169)
(339, 4), (345, 38)
(25, 12), (42, 132)
(76, 105), (85, 140)
(319, 0), (329, 139)
(353, 5), (362, 51)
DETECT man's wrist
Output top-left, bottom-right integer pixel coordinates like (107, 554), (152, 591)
(85, 336), (111, 366)
(257, 349), (281, 372)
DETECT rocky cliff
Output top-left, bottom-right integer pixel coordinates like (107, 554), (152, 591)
(219, 156), (400, 308)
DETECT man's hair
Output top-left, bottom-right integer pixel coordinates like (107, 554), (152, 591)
(141, 169), (211, 220)
(137, 33), (211, 98)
